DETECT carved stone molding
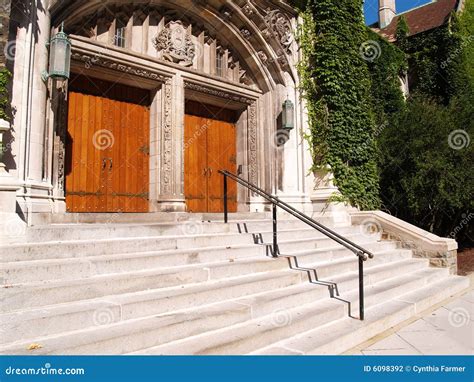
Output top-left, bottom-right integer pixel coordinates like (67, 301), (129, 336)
(153, 21), (195, 67)
(71, 52), (169, 82)
(183, 82), (254, 105)
(161, 78), (173, 195)
(248, 102), (258, 187)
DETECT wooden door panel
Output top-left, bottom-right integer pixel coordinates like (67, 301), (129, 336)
(184, 115), (208, 212)
(66, 92), (107, 212)
(184, 113), (237, 213)
(66, 78), (150, 213)
(207, 120), (237, 213)
(108, 101), (150, 212)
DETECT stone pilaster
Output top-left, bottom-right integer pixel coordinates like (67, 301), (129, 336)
(155, 73), (186, 212)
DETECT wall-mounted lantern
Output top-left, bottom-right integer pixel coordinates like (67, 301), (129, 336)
(281, 98), (295, 131)
(42, 23), (71, 82)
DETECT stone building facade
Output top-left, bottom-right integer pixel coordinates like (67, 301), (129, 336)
(0, 0), (331, 223)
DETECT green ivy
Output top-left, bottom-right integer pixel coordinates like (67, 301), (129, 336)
(296, 0), (380, 210)
(0, 67), (11, 121)
(366, 29), (406, 128)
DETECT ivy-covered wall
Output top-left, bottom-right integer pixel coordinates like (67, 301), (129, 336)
(374, 3), (474, 246)
(297, 0), (380, 210)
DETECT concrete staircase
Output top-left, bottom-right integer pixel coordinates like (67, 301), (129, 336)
(0, 213), (468, 355)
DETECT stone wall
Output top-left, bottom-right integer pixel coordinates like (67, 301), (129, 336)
(0, 0), (11, 67)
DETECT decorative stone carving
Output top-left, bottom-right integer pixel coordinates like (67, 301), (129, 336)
(240, 28), (251, 40)
(161, 78), (173, 195)
(153, 21), (195, 67)
(248, 102), (258, 187)
(183, 82), (254, 105)
(263, 9), (293, 53)
(242, 3), (254, 16)
(71, 52), (169, 82)
(257, 50), (268, 65)
(219, 6), (233, 20)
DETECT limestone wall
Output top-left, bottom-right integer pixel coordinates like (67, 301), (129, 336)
(0, 0), (11, 67)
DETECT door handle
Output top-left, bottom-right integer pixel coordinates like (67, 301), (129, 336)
(102, 158), (113, 171)
(203, 168), (208, 176)
(208, 167), (213, 177)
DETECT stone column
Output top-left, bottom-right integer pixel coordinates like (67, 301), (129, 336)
(8, 0), (53, 220)
(0, 118), (26, 243)
(155, 74), (186, 212)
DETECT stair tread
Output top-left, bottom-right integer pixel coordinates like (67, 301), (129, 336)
(0, 259), (435, 350)
(0, 246), (405, 288)
(251, 276), (469, 355)
(127, 267), (451, 355)
(2, 226), (359, 248)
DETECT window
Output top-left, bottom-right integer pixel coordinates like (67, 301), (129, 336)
(114, 21), (126, 48)
(216, 50), (224, 77)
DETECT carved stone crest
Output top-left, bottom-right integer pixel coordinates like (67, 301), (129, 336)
(264, 9), (293, 53)
(153, 21), (195, 67)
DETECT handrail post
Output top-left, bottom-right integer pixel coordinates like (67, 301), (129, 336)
(272, 203), (278, 257)
(359, 255), (364, 320)
(223, 173), (228, 224)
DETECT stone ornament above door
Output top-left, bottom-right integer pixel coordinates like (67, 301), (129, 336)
(153, 21), (195, 67)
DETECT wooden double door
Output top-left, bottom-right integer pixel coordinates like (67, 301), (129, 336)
(184, 104), (237, 213)
(65, 75), (150, 213)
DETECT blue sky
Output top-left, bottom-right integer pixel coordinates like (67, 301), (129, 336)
(364, 0), (433, 25)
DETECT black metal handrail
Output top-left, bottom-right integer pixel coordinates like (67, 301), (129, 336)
(219, 170), (374, 320)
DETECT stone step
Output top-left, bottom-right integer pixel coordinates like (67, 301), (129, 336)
(30, 212), (272, 226)
(21, 218), (344, 243)
(130, 268), (452, 355)
(1, 246), (405, 312)
(0, 234), (383, 284)
(0, 296), (346, 355)
(251, 275), (469, 355)
(0, 258), (427, 344)
(0, 227), (365, 262)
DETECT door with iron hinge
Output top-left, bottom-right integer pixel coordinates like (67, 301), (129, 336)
(184, 114), (237, 213)
(65, 76), (150, 213)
